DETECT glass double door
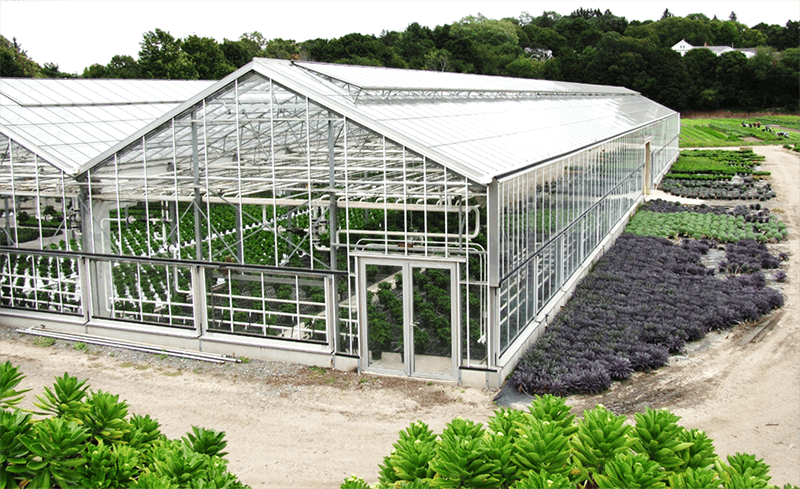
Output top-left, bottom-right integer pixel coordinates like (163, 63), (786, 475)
(359, 258), (458, 380)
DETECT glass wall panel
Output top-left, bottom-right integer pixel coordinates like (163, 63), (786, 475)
(0, 136), (81, 251)
(0, 250), (81, 315)
(97, 258), (194, 328)
(0, 137), (83, 316)
(207, 268), (327, 342)
(497, 116), (679, 353)
(69, 72), (489, 364)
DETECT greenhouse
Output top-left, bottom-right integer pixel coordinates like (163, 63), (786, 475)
(0, 60), (679, 387)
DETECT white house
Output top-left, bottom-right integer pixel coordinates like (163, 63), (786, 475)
(671, 39), (757, 58)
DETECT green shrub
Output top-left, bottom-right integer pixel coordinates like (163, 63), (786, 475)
(341, 396), (787, 489)
(0, 364), (249, 488)
(427, 417), (500, 487)
(0, 362), (30, 409)
(377, 421), (438, 485)
(34, 371), (90, 420)
(594, 452), (667, 489)
(631, 407), (692, 472)
(509, 469), (572, 488)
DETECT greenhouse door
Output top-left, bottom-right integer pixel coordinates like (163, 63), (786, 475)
(358, 258), (459, 380)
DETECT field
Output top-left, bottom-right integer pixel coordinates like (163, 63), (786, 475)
(658, 148), (779, 201)
(680, 115), (800, 147)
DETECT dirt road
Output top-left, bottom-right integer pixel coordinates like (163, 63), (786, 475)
(1, 145), (797, 488)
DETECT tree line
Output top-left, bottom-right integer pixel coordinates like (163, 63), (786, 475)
(1, 8), (798, 112)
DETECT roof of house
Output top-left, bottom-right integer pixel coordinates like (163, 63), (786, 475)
(671, 39), (757, 58)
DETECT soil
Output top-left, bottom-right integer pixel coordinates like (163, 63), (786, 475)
(1, 146), (798, 488)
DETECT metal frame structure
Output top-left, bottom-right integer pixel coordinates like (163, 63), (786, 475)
(0, 60), (679, 387)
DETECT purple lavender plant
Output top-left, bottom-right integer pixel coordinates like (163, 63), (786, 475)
(512, 234), (785, 396)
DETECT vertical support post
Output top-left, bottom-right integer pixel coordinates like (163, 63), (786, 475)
(192, 114), (203, 261)
(167, 137), (179, 258)
(168, 202), (178, 253)
(487, 179), (500, 287)
(235, 206), (243, 263)
(78, 256), (91, 325)
(75, 182), (92, 323)
(79, 180), (112, 319)
(356, 256), (366, 373)
(401, 263), (412, 374)
(192, 264), (208, 344)
(486, 179), (500, 368)
(325, 274), (336, 352)
(644, 140), (652, 195)
(327, 119), (340, 351)
(234, 79), (245, 265)
(3, 197), (9, 243)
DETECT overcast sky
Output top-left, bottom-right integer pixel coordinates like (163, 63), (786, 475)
(1, 0), (798, 74)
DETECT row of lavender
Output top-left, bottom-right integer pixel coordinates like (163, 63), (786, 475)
(513, 200), (788, 396)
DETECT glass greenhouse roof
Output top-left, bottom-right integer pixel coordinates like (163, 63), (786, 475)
(295, 60), (633, 95)
(0, 78), (214, 175)
(82, 59), (677, 185)
(287, 61), (676, 183)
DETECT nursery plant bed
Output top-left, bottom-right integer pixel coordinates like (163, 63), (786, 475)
(511, 146), (793, 399)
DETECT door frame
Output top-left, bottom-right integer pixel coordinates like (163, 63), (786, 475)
(355, 254), (461, 381)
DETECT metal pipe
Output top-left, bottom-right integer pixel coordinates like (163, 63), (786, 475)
(16, 327), (239, 363)
(191, 114), (203, 261)
(82, 192), (480, 213)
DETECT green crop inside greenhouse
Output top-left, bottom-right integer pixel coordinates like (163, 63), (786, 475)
(0, 59), (679, 387)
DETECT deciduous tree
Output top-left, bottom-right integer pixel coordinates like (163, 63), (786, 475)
(138, 28), (197, 79)
(0, 35), (42, 77)
(182, 34), (235, 79)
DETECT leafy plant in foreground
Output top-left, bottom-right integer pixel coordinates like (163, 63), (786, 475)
(511, 415), (573, 481)
(341, 475), (371, 489)
(342, 395), (789, 489)
(428, 417), (500, 488)
(0, 362), (31, 409)
(487, 407), (527, 438)
(678, 428), (719, 471)
(571, 404), (634, 478)
(182, 425), (228, 458)
(483, 430), (516, 487)
(148, 443), (210, 486)
(81, 390), (130, 444)
(125, 471), (176, 489)
(631, 408), (693, 472)
(668, 466), (721, 489)
(79, 441), (139, 489)
(1, 364), (249, 489)
(377, 421), (438, 485)
(594, 452), (666, 489)
(528, 394), (577, 435)
(34, 371), (89, 420)
(0, 409), (34, 486)
(124, 413), (163, 449)
(724, 453), (772, 482)
(509, 468), (572, 489)
(19, 416), (88, 488)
